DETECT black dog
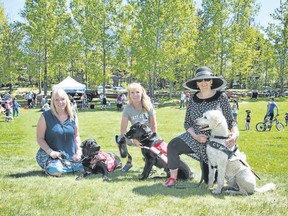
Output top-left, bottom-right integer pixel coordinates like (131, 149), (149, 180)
(77, 139), (122, 180)
(124, 122), (194, 180)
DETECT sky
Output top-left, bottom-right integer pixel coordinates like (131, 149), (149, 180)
(0, 0), (281, 28)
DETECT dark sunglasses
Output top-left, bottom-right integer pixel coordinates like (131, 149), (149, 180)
(196, 79), (211, 82)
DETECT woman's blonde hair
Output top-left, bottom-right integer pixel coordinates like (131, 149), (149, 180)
(127, 82), (152, 112)
(50, 89), (74, 121)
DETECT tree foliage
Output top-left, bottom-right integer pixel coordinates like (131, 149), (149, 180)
(0, 0), (287, 94)
(266, 0), (288, 92)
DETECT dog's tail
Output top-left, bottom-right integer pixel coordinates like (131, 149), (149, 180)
(255, 183), (276, 193)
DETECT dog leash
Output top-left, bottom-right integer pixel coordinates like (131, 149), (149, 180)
(238, 159), (261, 180)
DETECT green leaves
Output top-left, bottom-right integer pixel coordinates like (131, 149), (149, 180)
(0, 0), (287, 93)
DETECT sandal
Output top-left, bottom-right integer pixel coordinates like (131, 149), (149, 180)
(162, 177), (177, 187)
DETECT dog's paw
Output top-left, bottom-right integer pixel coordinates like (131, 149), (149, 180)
(76, 174), (84, 181)
(102, 176), (111, 182)
(75, 176), (82, 181)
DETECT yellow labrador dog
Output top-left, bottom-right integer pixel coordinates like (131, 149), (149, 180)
(196, 110), (275, 195)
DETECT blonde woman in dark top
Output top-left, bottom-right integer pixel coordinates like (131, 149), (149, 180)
(36, 89), (83, 176)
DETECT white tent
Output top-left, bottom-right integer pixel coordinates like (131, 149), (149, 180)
(52, 76), (86, 92)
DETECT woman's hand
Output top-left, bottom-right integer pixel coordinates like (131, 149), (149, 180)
(132, 139), (143, 148)
(194, 134), (208, 144)
(225, 133), (237, 149)
(73, 150), (82, 161)
(49, 151), (62, 159)
(226, 126), (239, 149)
(187, 127), (208, 144)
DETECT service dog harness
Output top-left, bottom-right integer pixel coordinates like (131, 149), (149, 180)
(208, 135), (238, 159)
(208, 136), (260, 180)
(142, 141), (168, 164)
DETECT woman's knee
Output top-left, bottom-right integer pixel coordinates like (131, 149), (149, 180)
(45, 165), (63, 176)
(167, 137), (181, 152)
(167, 137), (192, 154)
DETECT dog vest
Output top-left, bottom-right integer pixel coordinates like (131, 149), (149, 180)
(90, 151), (117, 172)
(149, 141), (168, 164)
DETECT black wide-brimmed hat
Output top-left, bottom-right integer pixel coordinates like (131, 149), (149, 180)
(183, 66), (226, 90)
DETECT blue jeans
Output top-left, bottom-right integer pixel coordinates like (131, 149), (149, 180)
(36, 149), (83, 176)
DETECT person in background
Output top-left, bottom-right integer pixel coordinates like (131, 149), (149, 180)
(162, 66), (239, 187)
(42, 101), (50, 112)
(121, 93), (127, 105)
(26, 92), (33, 107)
(101, 95), (107, 110)
(12, 97), (20, 117)
(32, 92), (37, 107)
(107, 100), (111, 109)
(245, 110), (251, 130)
(81, 93), (88, 110)
(231, 100), (239, 123)
(41, 96), (47, 107)
(119, 82), (157, 172)
(5, 100), (12, 119)
(265, 97), (279, 129)
(36, 89), (83, 176)
(116, 94), (123, 111)
(99, 93), (104, 108)
(285, 112), (288, 126)
(179, 91), (186, 109)
(185, 92), (190, 107)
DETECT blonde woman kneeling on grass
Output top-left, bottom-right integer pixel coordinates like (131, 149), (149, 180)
(119, 83), (157, 172)
(36, 89), (83, 176)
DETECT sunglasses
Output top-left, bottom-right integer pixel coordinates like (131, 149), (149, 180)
(196, 79), (211, 82)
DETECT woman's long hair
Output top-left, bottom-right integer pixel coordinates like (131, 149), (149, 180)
(50, 89), (74, 121)
(127, 83), (152, 112)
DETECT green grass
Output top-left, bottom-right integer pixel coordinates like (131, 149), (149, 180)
(0, 98), (287, 216)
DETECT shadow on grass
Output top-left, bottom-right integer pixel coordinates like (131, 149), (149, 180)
(7, 170), (46, 178)
(132, 182), (215, 197)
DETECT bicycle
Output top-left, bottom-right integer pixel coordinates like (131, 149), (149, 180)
(255, 114), (285, 132)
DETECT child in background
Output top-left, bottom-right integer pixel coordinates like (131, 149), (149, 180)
(12, 97), (21, 117)
(285, 112), (288, 126)
(231, 100), (239, 123)
(245, 110), (251, 130)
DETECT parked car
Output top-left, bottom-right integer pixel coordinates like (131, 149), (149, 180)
(65, 89), (98, 102)
(112, 86), (127, 93)
(97, 85), (113, 93)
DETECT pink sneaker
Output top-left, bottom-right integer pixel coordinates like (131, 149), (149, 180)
(162, 177), (177, 187)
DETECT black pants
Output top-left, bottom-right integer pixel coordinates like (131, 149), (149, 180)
(167, 137), (211, 184)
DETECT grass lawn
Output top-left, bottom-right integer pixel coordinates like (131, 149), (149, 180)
(0, 98), (287, 216)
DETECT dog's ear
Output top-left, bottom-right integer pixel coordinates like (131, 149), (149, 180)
(80, 140), (87, 148)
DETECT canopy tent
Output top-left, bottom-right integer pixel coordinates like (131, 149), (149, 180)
(52, 76), (86, 92)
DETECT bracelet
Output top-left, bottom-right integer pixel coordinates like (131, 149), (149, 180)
(46, 148), (53, 156)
